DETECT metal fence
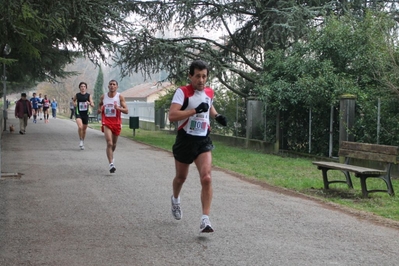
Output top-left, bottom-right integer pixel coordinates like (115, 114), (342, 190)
(123, 102), (155, 122)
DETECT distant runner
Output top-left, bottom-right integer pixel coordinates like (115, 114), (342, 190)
(73, 82), (94, 150)
(98, 80), (128, 173)
(30, 92), (39, 123)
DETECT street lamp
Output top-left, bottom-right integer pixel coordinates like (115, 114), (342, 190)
(2, 44), (11, 131)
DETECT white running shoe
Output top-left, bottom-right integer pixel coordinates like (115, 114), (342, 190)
(79, 140), (83, 147)
(171, 196), (182, 220)
(109, 163), (116, 173)
(199, 216), (214, 233)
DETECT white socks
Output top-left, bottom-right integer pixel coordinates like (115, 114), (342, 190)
(172, 196), (180, 204)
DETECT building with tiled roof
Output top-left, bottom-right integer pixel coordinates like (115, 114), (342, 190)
(121, 82), (174, 102)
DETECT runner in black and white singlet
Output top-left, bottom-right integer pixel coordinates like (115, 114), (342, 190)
(73, 82), (94, 150)
(168, 60), (227, 233)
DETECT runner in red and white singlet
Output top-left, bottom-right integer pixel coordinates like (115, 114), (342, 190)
(168, 60), (228, 233)
(98, 80), (128, 173)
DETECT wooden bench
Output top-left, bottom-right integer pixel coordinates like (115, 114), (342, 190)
(312, 141), (398, 197)
(89, 114), (98, 123)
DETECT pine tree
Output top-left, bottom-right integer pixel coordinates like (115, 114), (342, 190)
(93, 67), (104, 114)
(1, 0), (132, 88)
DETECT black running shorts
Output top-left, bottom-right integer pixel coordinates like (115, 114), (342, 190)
(76, 114), (89, 125)
(172, 134), (214, 164)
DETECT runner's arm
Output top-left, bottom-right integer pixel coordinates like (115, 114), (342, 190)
(168, 103), (196, 122)
(118, 94), (129, 114)
(98, 95), (104, 114)
(210, 105), (218, 119)
(88, 95), (94, 108)
(73, 95), (77, 107)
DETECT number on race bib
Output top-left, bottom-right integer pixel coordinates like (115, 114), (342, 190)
(79, 102), (88, 111)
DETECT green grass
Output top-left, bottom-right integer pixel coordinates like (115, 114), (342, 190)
(89, 123), (399, 222)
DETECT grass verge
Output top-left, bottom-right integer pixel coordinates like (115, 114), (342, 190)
(89, 123), (399, 222)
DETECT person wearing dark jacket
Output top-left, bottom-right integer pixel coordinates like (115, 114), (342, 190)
(15, 93), (33, 134)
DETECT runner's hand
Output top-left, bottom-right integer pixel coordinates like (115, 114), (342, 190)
(215, 114), (227, 126)
(195, 102), (209, 113)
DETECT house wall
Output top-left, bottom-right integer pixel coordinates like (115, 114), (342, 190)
(124, 97), (146, 102)
(147, 94), (160, 103)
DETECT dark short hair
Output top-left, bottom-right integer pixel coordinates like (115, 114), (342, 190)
(21, 93), (27, 97)
(189, 60), (209, 76)
(79, 82), (88, 88)
(109, 80), (118, 85)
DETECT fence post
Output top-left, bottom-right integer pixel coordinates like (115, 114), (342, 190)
(339, 94), (356, 143)
(245, 98), (264, 146)
(377, 97), (380, 144)
(329, 105), (334, 157)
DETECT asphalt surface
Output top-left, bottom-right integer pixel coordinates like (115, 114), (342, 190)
(1, 110), (399, 266)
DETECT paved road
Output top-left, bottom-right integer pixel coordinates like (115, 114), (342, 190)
(0, 111), (399, 266)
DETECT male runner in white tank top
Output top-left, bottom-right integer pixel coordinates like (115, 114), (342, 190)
(168, 60), (227, 233)
(98, 80), (128, 173)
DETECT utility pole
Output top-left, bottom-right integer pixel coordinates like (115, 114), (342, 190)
(1, 44), (11, 177)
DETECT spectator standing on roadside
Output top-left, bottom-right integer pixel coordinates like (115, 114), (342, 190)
(15, 93), (32, 134)
(98, 80), (128, 173)
(69, 97), (75, 120)
(168, 60), (227, 233)
(74, 82), (94, 150)
(51, 98), (58, 118)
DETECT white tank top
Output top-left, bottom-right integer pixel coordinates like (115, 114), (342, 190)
(102, 92), (121, 124)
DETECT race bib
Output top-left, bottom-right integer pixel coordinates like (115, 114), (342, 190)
(104, 104), (116, 117)
(186, 115), (207, 136)
(79, 102), (88, 111)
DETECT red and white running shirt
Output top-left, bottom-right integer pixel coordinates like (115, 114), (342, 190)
(101, 92), (122, 125)
(171, 84), (214, 137)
